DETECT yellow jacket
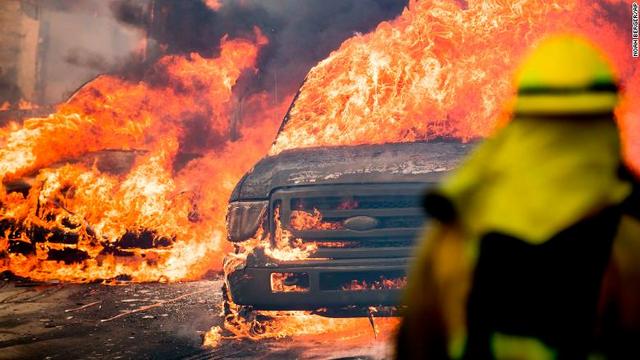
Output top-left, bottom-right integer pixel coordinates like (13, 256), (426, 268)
(398, 117), (638, 359)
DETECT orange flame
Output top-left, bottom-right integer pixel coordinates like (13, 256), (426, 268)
(289, 209), (343, 231)
(266, 207), (319, 261)
(207, 305), (400, 352)
(2, 0), (638, 287)
(0, 30), (287, 282)
(18, 100), (36, 110)
(0, 100), (36, 111)
(270, 0), (640, 176)
(209, 0), (637, 348)
(221, 209), (321, 278)
(270, 272), (309, 293)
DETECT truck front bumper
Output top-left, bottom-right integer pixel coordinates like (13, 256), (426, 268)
(225, 256), (410, 311)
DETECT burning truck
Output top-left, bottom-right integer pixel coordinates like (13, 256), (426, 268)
(222, 87), (473, 317)
(217, 0), (640, 325)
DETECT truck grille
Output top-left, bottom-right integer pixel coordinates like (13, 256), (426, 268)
(270, 184), (429, 256)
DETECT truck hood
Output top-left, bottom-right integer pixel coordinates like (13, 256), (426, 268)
(230, 141), (474, 201)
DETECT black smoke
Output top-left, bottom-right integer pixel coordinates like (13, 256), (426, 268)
(110, 0), (409, 98)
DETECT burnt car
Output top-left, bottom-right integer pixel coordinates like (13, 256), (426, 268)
(223, 115), (472, 316)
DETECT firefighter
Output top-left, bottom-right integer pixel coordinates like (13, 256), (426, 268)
(396, 34), (640, 359)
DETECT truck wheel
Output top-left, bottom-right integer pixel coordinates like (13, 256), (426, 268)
(221, 283), (269, 336)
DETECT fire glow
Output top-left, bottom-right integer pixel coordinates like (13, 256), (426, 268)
(0, 0), (637, 286)
(205, 306), (400, 350)
(289, 209), (343, 231)
(221, 208), (323, 282)
(0, 0), (635, 351)
(0, 29), (288, 282)
(271, 0), (640, 176)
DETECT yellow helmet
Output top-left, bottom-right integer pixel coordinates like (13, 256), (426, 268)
(514, 34), (619, 117)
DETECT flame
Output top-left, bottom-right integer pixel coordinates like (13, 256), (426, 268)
(270, 272), (309, 293)
(289, 209), (343, 231)
(313, 241), (357, 248)
(202, 325), (223, 348)
(17, 100), (37, 111)
(1, 0), (637, 288)
(215, 205), (400, 348)
(206, 304), (400, 352)
(0, 100), (36, 112)
(0, 30), (288, 282)
(270, 0), (640, 175)
(3, 0), (634, 350)
(226, 208), (320, 266)
(211, 0), (636, 349)
(267, 207), (319, 261)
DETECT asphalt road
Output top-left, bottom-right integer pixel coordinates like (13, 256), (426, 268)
(0, 276), (396, 360)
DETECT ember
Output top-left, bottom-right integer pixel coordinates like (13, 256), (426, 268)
(312, 241), (358, 248)
(337, 199), (359, 210)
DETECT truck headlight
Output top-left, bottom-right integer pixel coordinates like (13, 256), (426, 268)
(226, 201), (268, 242)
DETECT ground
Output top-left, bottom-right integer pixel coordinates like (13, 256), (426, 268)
(0, 276), (396, 360)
